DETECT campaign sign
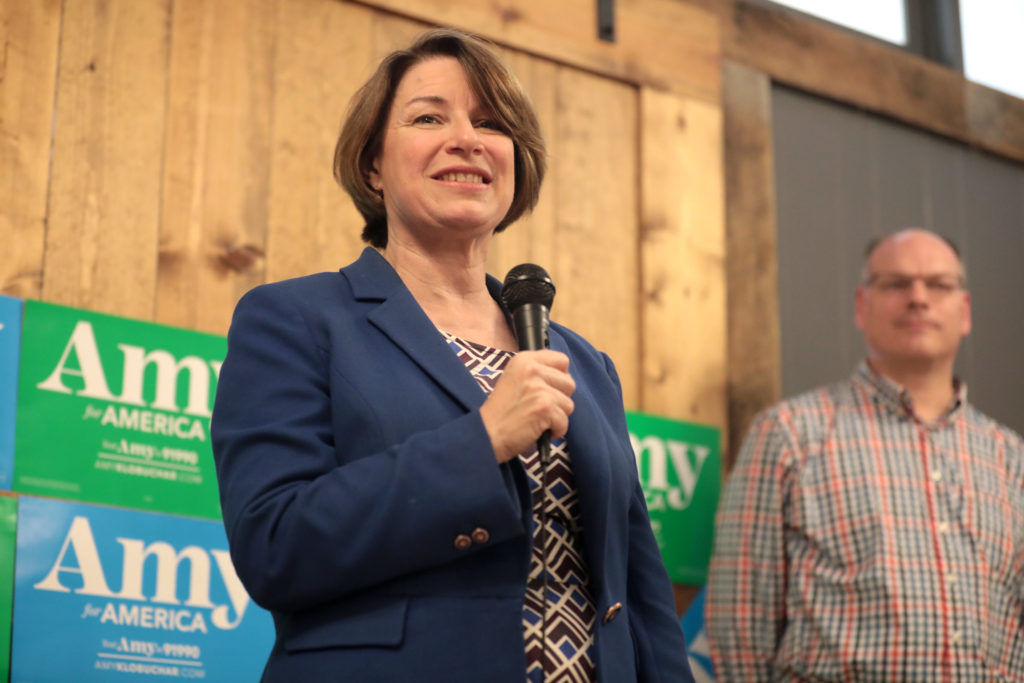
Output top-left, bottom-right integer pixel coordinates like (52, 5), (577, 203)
(626, 411), (721, 584)
(12, 495), (273, 682)
(680, 586), (715, 682)
(13, 300), (225, 519)
(1, 493), (16, 681)
(0, 295), (23, 490)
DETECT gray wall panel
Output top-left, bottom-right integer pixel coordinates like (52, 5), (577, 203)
(959, 155), (1024, 430)
(771, 86), (1024, 434)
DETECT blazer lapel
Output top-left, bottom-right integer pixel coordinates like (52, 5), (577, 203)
(549, 328), (613, 589)
(343, 248), (487, 413)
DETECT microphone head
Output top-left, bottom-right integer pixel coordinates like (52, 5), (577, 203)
(501, 263), (555, 311)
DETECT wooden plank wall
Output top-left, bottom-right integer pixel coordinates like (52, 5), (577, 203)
(721, 60), (779, 473)
(5, 0), (1021, 611)
(1, 0), (727, 614)
(1, 0), (61, 300)
(0, 0), (728, 431)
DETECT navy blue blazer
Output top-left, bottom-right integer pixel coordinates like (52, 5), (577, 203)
(212, 247), (692, 682)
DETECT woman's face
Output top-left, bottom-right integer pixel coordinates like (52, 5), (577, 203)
(370, 57), (515, 246)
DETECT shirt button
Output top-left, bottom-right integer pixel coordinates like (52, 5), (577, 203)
(931, 470), (943, 483)
(938, 522), (951, 534)
(453, 534), (472, 551)
(947, 573), (957, 584)
(471, 528), (490, 544)
(950, 630), (961, 645)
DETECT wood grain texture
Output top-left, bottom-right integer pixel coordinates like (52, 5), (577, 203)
(264, 0), (372, 285)
(639, 88), (727, 433)
(724, 0), (966, 139)
(722, 60), (780, 472)
(486, 49), (560, 285)
(156, 0), (275, 334)
(0, 0), (61, 299)
(350, 0), (721, 104)
(42, 0), (170, 319)
(549, 67), (640, 407)
(966, 81), (1024, 162)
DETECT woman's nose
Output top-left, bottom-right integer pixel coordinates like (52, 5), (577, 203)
(447, 117), (482, 153)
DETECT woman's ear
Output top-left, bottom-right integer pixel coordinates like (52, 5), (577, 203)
(368, 160), (382, 192)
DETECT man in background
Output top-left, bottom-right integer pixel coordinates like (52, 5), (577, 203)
(706, 228), (1024, 680)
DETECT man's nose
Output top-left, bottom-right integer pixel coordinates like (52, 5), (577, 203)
(907, 278), (930, 304)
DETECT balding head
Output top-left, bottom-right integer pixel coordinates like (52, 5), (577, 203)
(855, 228), (971, 376)
(861, 229), (966, 286)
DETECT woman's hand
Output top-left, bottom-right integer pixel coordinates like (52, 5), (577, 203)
(480, 350), (576, 463)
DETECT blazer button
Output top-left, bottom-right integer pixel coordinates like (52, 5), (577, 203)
(603, 602), (622, 624)
(471, 528), (490, 544)
(454, 534), (472, 551)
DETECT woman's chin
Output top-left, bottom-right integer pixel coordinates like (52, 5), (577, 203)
(430, 212), (505, 238)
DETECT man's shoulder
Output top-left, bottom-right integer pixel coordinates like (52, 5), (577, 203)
(761, 377), (862, 421)
(962, 402), (1024, 449)
(750, 377), (866, 446)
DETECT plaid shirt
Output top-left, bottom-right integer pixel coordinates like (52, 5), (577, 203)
(707, 362), (1024, 681)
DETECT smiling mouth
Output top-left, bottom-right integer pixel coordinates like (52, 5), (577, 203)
(435, 172), (488, 184)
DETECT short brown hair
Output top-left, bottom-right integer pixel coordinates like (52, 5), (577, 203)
(333, 28), (546, 249)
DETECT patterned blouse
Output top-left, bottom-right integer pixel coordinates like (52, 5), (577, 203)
(444, 333), (597, 683)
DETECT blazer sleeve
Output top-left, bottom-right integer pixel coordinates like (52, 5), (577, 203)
(602, 354), (695, 683)
(211, 283), (526, 612)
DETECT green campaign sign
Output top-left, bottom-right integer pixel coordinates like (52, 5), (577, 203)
(626, 411), (721, 585)
(13, 300), (225, 519)
(0, 493), (15, 682)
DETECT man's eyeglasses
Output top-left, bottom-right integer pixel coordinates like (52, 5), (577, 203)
(864, 273), (965, 296)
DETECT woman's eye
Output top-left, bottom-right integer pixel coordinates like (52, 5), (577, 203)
(413, 114), (439, 124)
(477, 120), (504, 132)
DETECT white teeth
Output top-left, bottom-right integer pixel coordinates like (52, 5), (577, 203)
(438, 172), (484, 183)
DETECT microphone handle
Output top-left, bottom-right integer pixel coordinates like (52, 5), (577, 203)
(511, 302), (552, 464)
(538, 430), (551, 466)
(511, 303), (550, 351)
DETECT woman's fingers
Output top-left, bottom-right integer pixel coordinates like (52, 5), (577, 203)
(480, 350), (575, 463)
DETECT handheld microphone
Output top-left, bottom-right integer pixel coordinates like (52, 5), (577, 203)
(500, 263), (555, 352)
(500, 263), (556, 463)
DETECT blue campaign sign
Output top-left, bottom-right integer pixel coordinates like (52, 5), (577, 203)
(680, 586), (715, 682)
(12, 495), (274, 682)
(0, 295), (22, 490)
(1, 494), (16, 682)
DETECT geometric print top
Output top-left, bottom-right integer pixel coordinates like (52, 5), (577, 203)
(706, 360), (1024, 682)
(443, 333), (597, 683)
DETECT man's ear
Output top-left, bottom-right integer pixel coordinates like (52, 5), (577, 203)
(854, 286), (866, 331)
(961, 290), (972, 337)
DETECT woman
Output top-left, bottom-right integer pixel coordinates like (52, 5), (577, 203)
(212, 28), (692, 683)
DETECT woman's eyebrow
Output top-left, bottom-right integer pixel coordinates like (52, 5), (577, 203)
(403, 95), (447, 107)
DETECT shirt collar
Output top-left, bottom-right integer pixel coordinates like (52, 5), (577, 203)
(853, 360), (966, 423)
